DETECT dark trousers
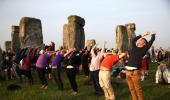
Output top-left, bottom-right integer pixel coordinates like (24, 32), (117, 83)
(23, 70), (33, 85)
(7, 67), (11, 79)
(66, 68), (78, 92)
(82, 63), (89, 76)
(37, 68), (48, 86)
(13, 63), (22, 84)
(15, 64), (22, 78)
(90, 70), (103, 94)
(52, 68), (64, 90)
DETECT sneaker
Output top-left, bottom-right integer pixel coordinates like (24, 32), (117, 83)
(41, 85), (45, 89)
(71, 91), (78, 95)
(141, 76), (144, 81)
(44, 85), (48, 89)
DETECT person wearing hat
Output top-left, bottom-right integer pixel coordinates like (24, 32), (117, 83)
(125, 32), (155, 100)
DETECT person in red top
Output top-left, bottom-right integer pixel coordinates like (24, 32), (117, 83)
(22, 48), (36, 85)
(141, 56), (147, 81)
(99, 52), (126, 100)
(50, 41), (55, 51)
(100, 54), (119, 71)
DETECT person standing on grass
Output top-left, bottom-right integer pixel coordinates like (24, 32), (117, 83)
(22, 48), (36, 85)
(64, 48), (81, 95)
(3, 54), (13, 80)
(157, 48), (164, 62)
(81, 48), (90, 78)
(36, 50), (51, 89)
(99, 52), (126, 100)
(89, 42), (106, 96)
(125, 32), (155, 100)
(150, 46), (156, 62)
(141, 51), (151, 81)
(51, 49), (65, 91)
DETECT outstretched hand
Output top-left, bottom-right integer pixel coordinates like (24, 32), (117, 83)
(141, 32), (149, 36)
(139, 32), (156, 37)
(150, 32), (156, 35)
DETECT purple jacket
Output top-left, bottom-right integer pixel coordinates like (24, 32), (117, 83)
(51, 54), (64, 68)
(36, 54), (50, 68)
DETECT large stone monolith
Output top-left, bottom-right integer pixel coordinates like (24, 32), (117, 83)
(116, 25), (128, 52)
(125, 23), (136, 50)
(63, 15), (85, 50)
(11, 26), (20, 53)
(86, 39), (96, 50)
(19, 17), (43, 48)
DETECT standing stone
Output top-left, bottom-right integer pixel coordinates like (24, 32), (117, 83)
(63, 15), (85, 50)
(11, 26), (20, 53)
(86, 39), (96, 50)
(115, 25), (128, 52)
(125, 23), (136, 50)
(19, 17), (43, 48)
(5, 41), (12, 52)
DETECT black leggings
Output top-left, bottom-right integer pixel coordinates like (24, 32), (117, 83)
(52, 68), (64, 90)
(37, 68), (48, 86)
(66, 68), (78, 92)
(23, 70), (33, 84)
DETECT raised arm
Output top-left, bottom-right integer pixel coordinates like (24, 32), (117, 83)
(118, 53), (127, 59)
(64, 49), (74, 57)
(145, 32), (156, 50)
(101, 41), (106, 55)
(90, 44), (97, 57)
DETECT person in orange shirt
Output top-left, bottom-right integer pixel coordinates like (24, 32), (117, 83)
(99, 52), (126, 100)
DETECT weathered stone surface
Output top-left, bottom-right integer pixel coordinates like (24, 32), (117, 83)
(5, 41), (12, 52)
(86, 39), (96, 50)
(68, 15), (85, 26)
(11, 25), (20, 53)
(63, 15), (85, 50)
(116, 25), (128, 52)
(125, 23), (136, 50)
(19, 17), (43, 48)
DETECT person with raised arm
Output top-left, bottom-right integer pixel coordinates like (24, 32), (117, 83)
(125, 32), (156, 100)
(99, 50), (126, 100)
(89, 42), (106, 96)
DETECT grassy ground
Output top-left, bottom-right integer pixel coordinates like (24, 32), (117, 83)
(0, 63), (170, 100)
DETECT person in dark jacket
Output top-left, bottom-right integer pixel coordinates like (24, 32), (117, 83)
(125, 32), (155, 100)
(65, 48), (81, 95)
(81, 48), (90, 77)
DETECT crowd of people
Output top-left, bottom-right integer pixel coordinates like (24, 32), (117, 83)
(0, 32), (170, 100)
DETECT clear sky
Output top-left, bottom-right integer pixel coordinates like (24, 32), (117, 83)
(0, 0), (170, 50)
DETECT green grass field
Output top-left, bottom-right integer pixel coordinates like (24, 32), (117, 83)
(0, 63), (170, 100)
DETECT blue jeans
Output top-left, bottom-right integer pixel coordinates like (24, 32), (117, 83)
(90, 70), (103, 94)
(52, 67), (64, 90)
